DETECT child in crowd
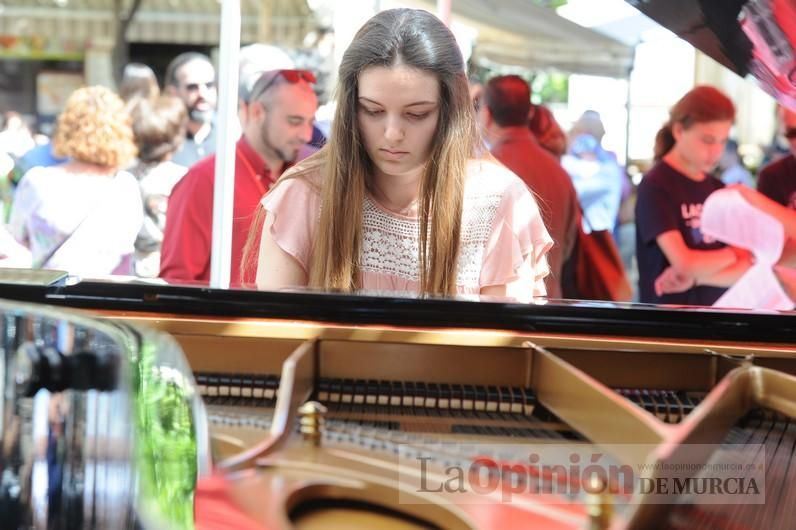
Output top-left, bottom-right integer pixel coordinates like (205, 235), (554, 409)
(636, 85), (752, 305)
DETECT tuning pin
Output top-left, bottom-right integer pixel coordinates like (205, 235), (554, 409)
(586, 475), (613, 530)
(298, 401), (327, 447)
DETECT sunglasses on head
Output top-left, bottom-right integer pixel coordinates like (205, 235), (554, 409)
(249, 69), (316, 102)
(785, 127), (796, 140)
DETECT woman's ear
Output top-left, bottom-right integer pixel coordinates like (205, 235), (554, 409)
(671, 122), (684, 142)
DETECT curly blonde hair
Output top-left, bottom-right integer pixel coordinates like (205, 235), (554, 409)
(53, 86), (138, 169)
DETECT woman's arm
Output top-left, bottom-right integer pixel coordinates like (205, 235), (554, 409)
(698, 246), (754, 287)
(656, 230), (746, 283)
(654, 231), (753, 294)
(255, 210), (308, 290)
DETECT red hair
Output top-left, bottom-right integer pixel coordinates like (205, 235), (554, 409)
(654, 85), (735, 161)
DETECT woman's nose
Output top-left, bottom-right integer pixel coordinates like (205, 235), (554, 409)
(384, 117), (404, 143)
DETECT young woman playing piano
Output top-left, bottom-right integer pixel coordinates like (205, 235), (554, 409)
(244, 8), (552, 300)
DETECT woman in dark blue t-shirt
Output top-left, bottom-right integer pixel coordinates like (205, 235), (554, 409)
(635, 86), (753, 306)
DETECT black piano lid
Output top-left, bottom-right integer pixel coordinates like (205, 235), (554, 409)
(0, 279), (794, 344)
(626, 0), (796, 109)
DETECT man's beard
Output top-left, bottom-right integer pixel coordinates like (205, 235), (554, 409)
(274, 145), (298, 162)
(261, 122), (298, 162)
(189, 106), (215, 124)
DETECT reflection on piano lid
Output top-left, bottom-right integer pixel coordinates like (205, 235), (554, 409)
(2, 279), (796, 344)
(626, 0), (796, 108)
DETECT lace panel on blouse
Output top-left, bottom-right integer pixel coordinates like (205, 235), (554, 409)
(359, 193), (503, 288)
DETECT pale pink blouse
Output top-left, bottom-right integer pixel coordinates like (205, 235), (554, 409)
(260, 159), (553, 297)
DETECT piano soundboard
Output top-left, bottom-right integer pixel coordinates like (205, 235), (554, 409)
(124, 313), (796, 530)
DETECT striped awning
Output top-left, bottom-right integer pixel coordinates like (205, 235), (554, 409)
(0, 0), (316, 48)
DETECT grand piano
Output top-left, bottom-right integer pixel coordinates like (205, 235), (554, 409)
(3, 276), (796, 530)
(2, 1), (796, 529)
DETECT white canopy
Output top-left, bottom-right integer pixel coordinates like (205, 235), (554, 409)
(411, 0), (635, 78)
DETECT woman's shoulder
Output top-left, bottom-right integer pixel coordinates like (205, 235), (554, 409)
(18, 164), (56, 186)
(262, 162), (323, 212)
(272, 170), (322, 197)
(278, 152), (324, 190)
(137, 162), (186, 192)
(14, 165), (72, 203)
(23, 163), (122, 186)
(460, 158), (539, 236)
(643, 160), (680, 181)
(638, 161), (677, 192)
(140, 160), (187, 180)
(465, 157), (529, 198)
(114, 169), (142, 191)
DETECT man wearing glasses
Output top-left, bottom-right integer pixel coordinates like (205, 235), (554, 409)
(160, 68), (318, 287)
(165, 52), (218, 167)
(758, 105), (796, 210)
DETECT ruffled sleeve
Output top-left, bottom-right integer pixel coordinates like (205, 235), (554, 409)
(479, 179), (553, 295)
(260, 177), (320, 274)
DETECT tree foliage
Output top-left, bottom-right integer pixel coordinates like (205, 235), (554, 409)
(530, 0), (569, 8)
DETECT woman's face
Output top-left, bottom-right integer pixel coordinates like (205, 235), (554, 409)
(673, 119), (732, 174)
(357, 64), (440, 181)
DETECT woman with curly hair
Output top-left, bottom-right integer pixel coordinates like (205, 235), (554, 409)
(3, 86), (143, 276)
(245, 9), (552, 299)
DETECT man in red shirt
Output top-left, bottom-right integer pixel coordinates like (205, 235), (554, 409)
(478, 75), (580, 298)
(160, 69), (318, 287)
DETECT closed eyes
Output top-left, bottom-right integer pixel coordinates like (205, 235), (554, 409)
(359, 106), (432, 121)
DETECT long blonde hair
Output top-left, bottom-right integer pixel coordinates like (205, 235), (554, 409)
(244, 9), (478, 294)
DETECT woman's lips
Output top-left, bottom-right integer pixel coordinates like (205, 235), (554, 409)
(380, 148), (408, 160)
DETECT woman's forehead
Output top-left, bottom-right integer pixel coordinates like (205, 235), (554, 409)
(686, 120), (732, 133)
(357, 64), (439, 104)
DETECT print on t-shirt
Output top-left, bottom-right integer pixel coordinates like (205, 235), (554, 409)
(681, 202), (715, 245)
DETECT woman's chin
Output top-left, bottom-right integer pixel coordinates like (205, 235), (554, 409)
(373, 161), (424, 179)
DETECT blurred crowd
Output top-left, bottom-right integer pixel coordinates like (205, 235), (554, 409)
(0, 43), (321, 286)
